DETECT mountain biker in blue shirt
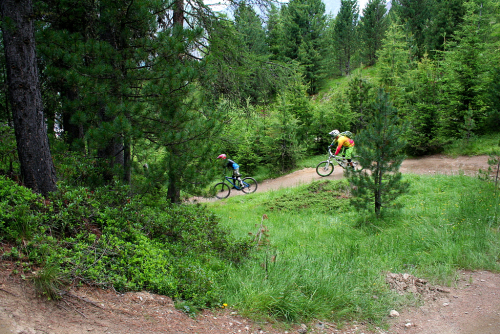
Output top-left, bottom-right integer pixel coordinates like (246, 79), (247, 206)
(217, 154), (244, 188)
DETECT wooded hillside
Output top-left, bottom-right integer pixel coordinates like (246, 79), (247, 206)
(1, 0), (499, 199)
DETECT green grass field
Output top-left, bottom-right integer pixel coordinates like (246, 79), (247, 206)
(205, 173), (500, 327)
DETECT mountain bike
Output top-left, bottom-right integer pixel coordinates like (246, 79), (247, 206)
(316, 148), (360, 177)
(213, 175), (258, 199)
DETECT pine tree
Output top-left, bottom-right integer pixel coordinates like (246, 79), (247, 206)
(233, 2), (279, 104)
(35, 0), (225, 202)
(438, 0), (493, 138)
(392, 0), (431, 59)
(347, 89), (409, 217)
(259, 92), (305, 173)
(234, 3), (268, 56)
(333, 0), (359, 76)
(375, 19), (413, 103)
(404, 56), (444, 155)
(359, 0), (388, 66)
(320, 15), (342, 78)
(424, 0), (466, 57)
(266, 4), (285, 62)
(278, 0), (327, 94)
(347, 73), (375, 133)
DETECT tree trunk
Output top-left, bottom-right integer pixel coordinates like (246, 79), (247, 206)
(374, 166), (382, 216)
(166, 171), (181, 204)
(1, 0), (57, 196)
(173, 0), (184, 27)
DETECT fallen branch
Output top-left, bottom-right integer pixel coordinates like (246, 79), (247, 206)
(0, 287), (17, 296)
(62, 291), (103, 309)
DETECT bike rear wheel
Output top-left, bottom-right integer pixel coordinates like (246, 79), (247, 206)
(213, 182), (230, 199)
(316, 161), (334, 176)
(241, 177), (257, 194)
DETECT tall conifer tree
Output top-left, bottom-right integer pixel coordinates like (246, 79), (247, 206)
(438, 0), (493, 138)
(424, 0), (466, 57)
(36, 0), (224, 201)
(278, 0), (327, 94)
(359, 0), (388, 66)
(333, 0), (359, 76)
(375, 20), (413, 103)
(392, 0), (431, 59)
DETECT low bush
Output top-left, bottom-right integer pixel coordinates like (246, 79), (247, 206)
(0, 176), (253, 308)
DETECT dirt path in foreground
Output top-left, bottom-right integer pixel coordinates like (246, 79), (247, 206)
(1, 154), (498, 334)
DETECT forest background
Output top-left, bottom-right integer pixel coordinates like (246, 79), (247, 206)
(1, 0), (500, 330)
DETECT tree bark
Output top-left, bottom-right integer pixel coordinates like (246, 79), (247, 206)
(1, 0), (57, 196)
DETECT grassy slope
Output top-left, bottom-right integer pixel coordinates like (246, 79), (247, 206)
(202, 70), (500, 326)
(206, 174), (500, 326)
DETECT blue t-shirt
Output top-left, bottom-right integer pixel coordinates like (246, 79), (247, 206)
(226, 159), (239, 170)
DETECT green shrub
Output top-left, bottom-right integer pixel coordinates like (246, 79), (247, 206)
(0, 125), (19, 176)
(1, 176), (254, 309)
(52, 150), (113, 188)
(0, 176), (45, 241)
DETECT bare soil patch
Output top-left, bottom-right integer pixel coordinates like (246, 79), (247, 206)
(1, 154), (499, 334)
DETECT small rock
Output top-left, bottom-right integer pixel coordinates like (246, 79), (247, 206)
(390, 310), (400, 317)
(405, 323), (413, 328)
(315, 322), (325, 330)
(443, 303), (449, 306)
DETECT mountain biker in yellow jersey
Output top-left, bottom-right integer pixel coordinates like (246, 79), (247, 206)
(329, 129), (355, 168)
(217, 154), (244, 188)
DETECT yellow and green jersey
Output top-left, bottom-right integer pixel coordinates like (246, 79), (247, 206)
(333, 136), (355, 155)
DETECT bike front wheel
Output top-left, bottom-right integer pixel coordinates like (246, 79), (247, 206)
(213, 182), (230, 199)
(241, 177), (257, 194)
(316, 161), (334, 176)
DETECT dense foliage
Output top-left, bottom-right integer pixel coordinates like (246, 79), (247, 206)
(0, 175), (252, 308)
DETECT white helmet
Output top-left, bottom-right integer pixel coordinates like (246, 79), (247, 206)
(329, 129), (340, 137)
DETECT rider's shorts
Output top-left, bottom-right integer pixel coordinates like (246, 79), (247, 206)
(343, 146), (354, 159)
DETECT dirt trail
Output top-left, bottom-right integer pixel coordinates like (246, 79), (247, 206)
(1, 154), (499, 334)
(193, 154), (491, 203)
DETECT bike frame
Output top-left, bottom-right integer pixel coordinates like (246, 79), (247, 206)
(224, 175), (247, 190)
(326, 148), (351, 168)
